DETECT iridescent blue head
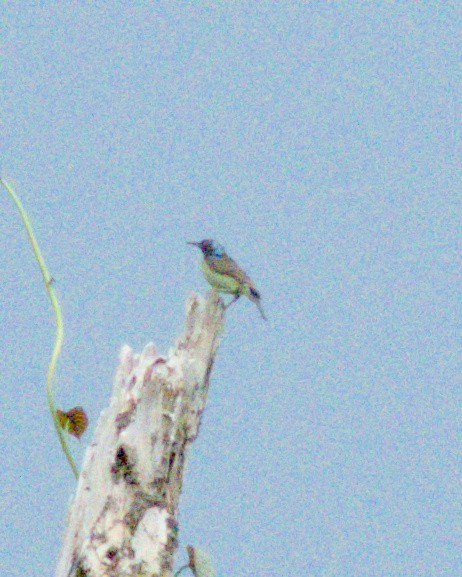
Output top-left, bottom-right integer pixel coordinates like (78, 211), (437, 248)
(188, 239), (225, 258)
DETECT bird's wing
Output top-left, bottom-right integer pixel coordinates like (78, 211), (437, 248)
(207, 255), (252, 285)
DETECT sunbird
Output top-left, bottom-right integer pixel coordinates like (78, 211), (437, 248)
(188, 239), (267, 320)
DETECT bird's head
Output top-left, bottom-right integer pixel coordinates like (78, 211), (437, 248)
(188, 239), (225, 257)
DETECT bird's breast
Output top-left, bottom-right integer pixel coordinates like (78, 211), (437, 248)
(202, 259), (241, 294)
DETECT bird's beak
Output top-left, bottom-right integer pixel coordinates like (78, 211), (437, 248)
(187, 241), (201, 247)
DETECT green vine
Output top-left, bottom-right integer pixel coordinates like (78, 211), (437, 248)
(2, 178), (79, 479)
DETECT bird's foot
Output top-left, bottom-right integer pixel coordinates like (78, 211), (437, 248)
(224, 294), (241, 309)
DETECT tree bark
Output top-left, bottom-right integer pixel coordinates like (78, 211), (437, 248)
(55, 292), (224, 577)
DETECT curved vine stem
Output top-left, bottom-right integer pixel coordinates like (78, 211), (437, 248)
(2, 178), (79, 479)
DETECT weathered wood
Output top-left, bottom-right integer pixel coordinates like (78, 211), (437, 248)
(55, 292), (224, 577)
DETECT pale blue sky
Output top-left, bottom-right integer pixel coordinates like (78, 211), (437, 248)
(1, 4), (460, 576)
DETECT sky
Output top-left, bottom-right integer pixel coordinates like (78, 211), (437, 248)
(1, 3), (460, 576)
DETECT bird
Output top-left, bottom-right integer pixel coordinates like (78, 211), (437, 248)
(188, 239), (267, 320)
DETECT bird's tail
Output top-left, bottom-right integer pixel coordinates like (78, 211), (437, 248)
(248, 286), (267, 321)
